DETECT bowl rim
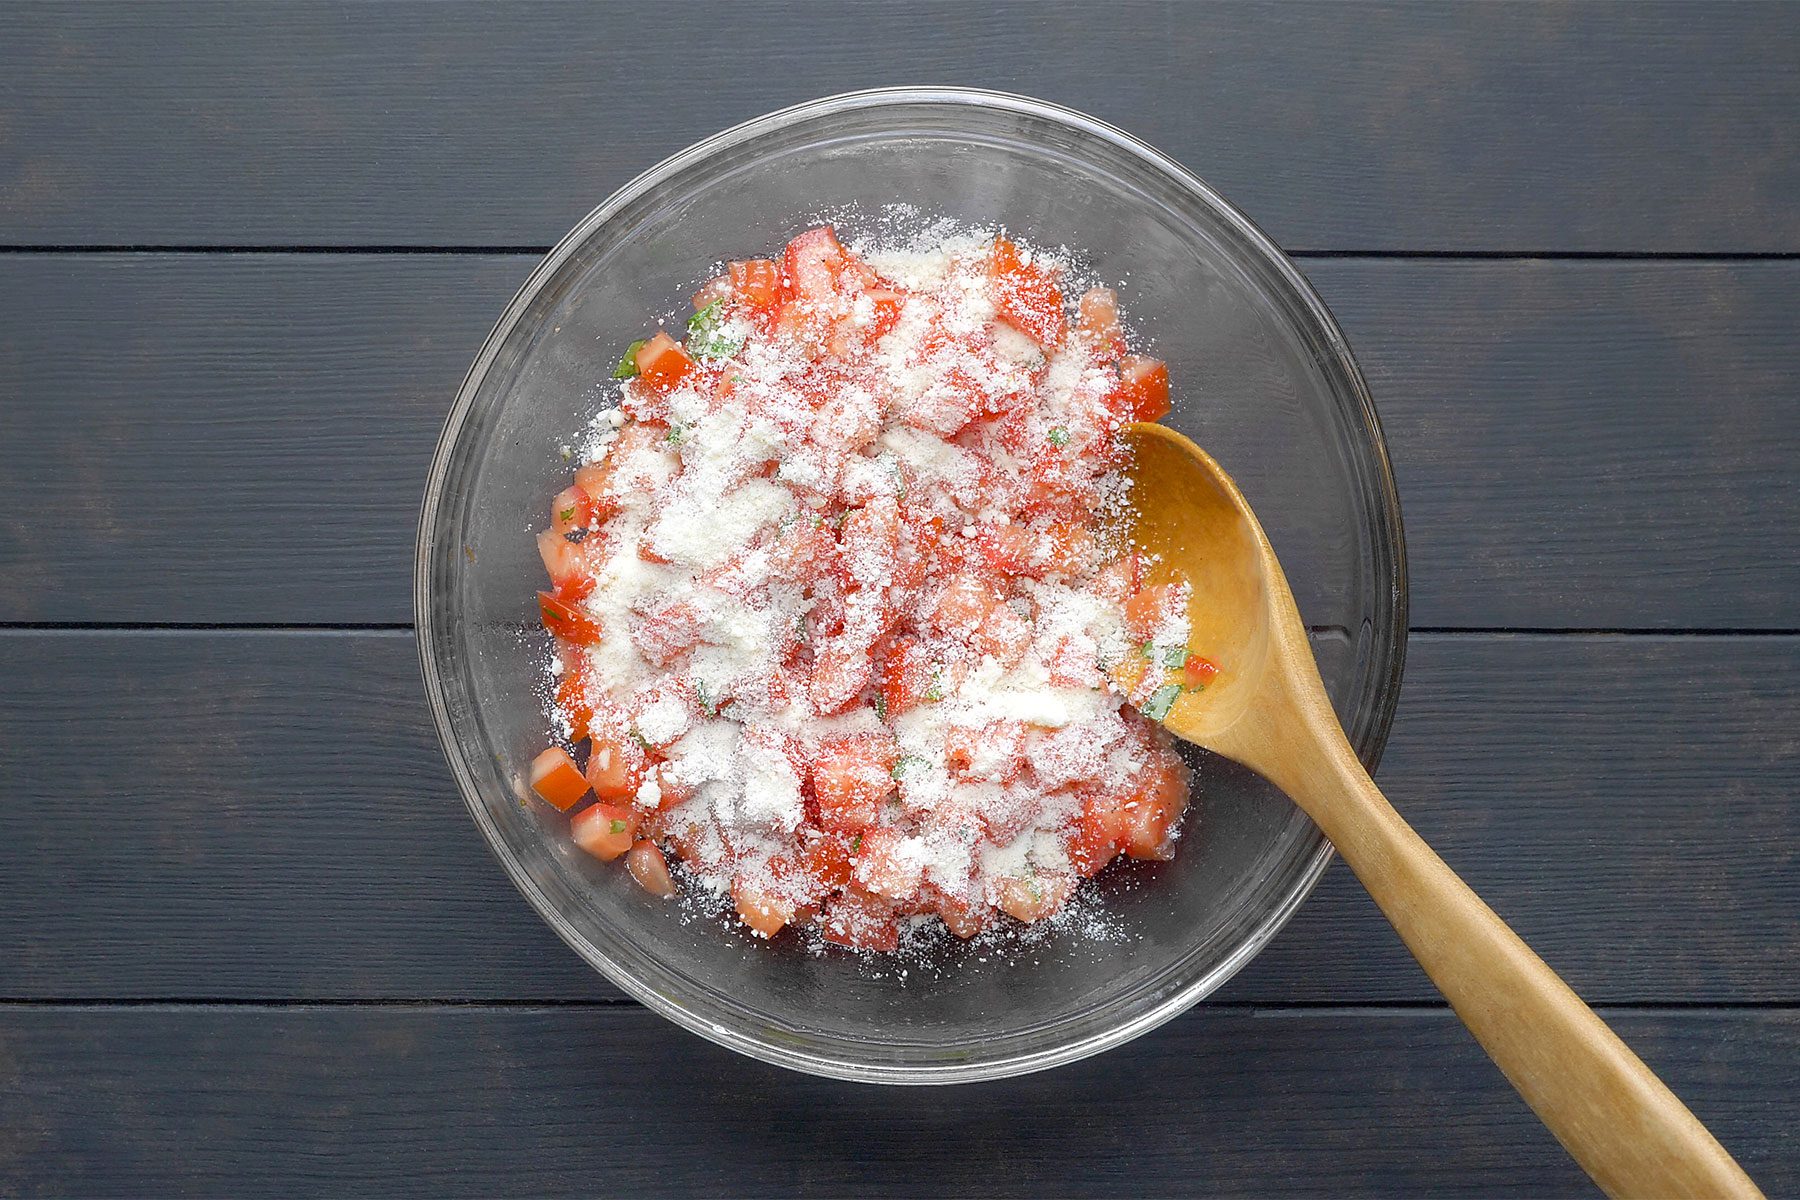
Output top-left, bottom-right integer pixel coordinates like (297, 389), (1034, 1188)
(415, 84), (1408, 1084)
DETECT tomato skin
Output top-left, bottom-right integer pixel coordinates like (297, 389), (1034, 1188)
(988, 237), (1067, 348)
(1184, 654), (1220, 689)
(1110, 355), (1171, 423)
(626, 839), (677, 898)
(811, 734), (898, 833)
(799, 830), (856, 890)
(539, 590), (602, 645)
(571, 802), (639, 862)
(528, 746), (590, 811)
(634, 331), (698, 394)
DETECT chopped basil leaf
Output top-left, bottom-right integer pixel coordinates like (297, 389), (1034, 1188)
(796, 613), (810, 642)
(693, 680), (712, 713)
(558, 506), (576, 523)
(613, 338), (647, 380)
(608, 818), (627, 835)
(923, 667), (946, 702)
(1141, 683), (1183, 722)
(1163, 646), (1189, 669)
(1140, 640), (1156, 659)
(685, 299), (744, 359)
(629, 727), (652, 752)
(1047, 426), (1070, 448)
(666, 423), (687, 446)
(873, 692), (888, 722)
(891, 753), (926, 780)
(850, 834), (863, 853)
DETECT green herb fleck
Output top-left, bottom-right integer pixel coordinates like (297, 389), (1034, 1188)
(608, 818), (628, 835)
(559, 506), (576, 523)
(693, 680), (715, 714)
(923, 667), (946, 703)
(613, 338), (647, 380)
(1140, 640), (1157, 659)
(873, 692), (888, 722)
(850, 834), (863, 853)
(629, 727), (652, 752)
(832, 510), (849, 532)
(685, 299), (744, 359)
(1047, 426), (1070, 448)
(1141, 683), (1183, 722)
(1163, 646), (1189, 669)
(891, 753), (926, 780)
(666, 423), (688, 446)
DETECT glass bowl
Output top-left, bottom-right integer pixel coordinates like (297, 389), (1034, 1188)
(416, 87), (1406, 1083)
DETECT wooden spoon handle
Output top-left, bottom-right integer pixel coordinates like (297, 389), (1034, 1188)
(1268, 721), (1762, 1199)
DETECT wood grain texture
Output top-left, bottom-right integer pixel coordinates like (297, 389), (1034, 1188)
(0, 1005), (1789, 1198)
(0, 631), (1792, 1004)
(3, 255), (1796, 627)
(2, 2), (1798, 252)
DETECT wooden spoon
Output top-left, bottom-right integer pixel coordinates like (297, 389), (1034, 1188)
(1117, 422), (1761, 1200)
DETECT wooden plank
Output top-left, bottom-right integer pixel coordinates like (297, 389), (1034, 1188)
(0, 631), (1793, 1004)
(2, 2), (1798, 252)
(0, 1004), (1789, 1196)
(3, 255), (1796, 628)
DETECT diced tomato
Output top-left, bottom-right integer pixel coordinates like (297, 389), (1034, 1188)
(537, 528), (582, 588)
(1123, 583), (1181, 641)
(988, 237), (1066, 348)
(626, 839), (677, 898)
(634, 597), (705, 666)
(878, 636), (938, 719)
(930, 889), (991, 939)
(539, 590), (602, 645)
(851, 828), (923, 901)
(1120, 754), (1190, 861)
(861, 288), (905, 341)
(995, 872), (1074, 923)
(1184, 654), (1220, 689)
(1076, 286), (1126, 360)
(971, 524), (1036, 577)
(837, 499), (901, 592)
(555, 649), (596, 740)
(780, 226), (848, 306)
(809, 633), (872, 717)
(811, 733), (898, 833)
(549, 486), (596, 536)
(585, 724), (648, 802)
(929, 573), (999, 633)
(799, 830), (857, 891)
(1109, 355), (1171, 423)
(1065, 789), (1128, 877)
(571, 802), (639, 862)
(818, 891), (901, 951)
(691, 274), (732, 311)
(634, 331), (698, 394)
(732, 877), (795, 938)
(729, 258), (782, 311)
(945, 720), (1027, 783)
(970, 603), (1033, 670)
(527, 746), (590, 811)
(649, 760), (694, 810)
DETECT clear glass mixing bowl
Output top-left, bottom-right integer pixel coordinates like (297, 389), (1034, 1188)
(416, 87), (1406, 1083)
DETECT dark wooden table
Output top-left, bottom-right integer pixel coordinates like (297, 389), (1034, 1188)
(3, 3), (1797, 1195)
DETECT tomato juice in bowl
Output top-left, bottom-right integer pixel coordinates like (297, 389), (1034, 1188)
(416, 88), (1405, 1082)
